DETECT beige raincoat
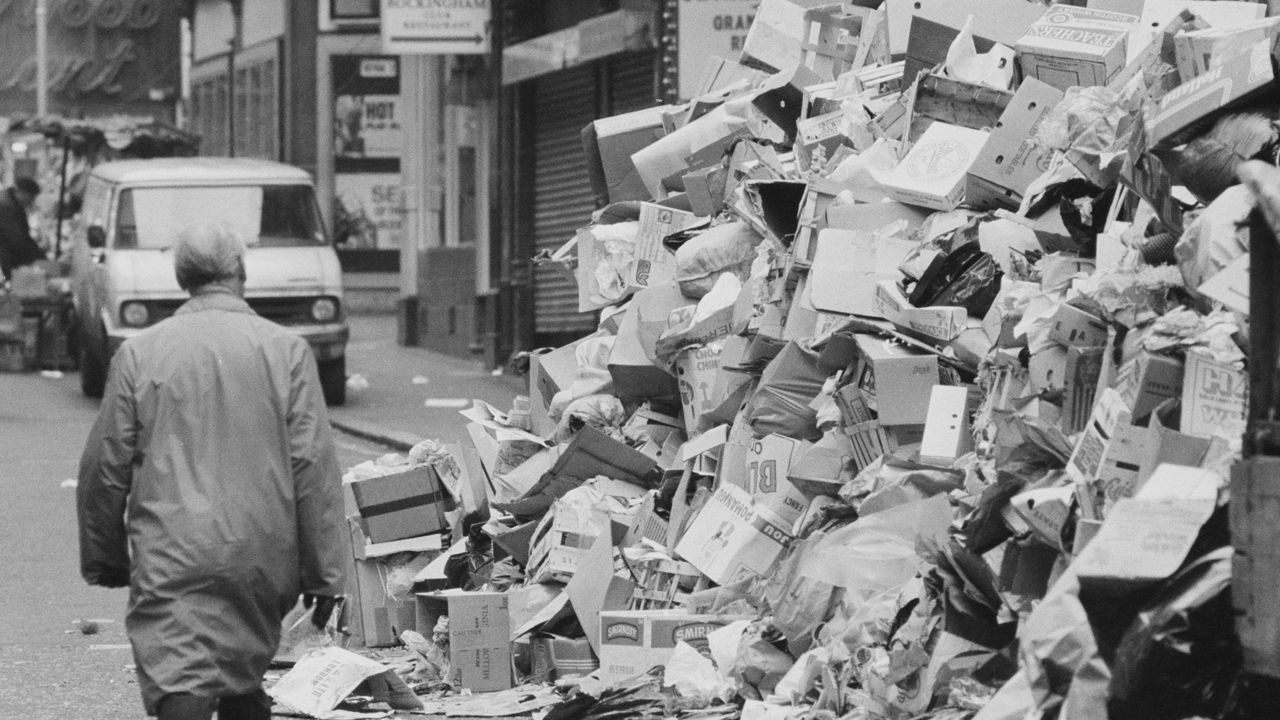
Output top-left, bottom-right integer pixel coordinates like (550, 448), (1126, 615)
(77, 289), (345, 713)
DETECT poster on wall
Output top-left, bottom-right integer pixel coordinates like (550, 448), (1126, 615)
(333, 55), (402, 250)
(677, 0), (758, 100)
(334, 173), (405, 250)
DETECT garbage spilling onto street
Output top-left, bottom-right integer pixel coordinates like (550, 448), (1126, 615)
(267, 2), (1280, 718)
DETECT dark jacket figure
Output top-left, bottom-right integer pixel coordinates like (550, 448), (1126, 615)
(77, 223), (345, 720)
(0, 178), (45, 279)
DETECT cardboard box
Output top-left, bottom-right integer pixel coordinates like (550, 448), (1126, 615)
(1066, 388), (1136, 512)
(683, 165), (729, 217)
(810, 229), (919, 319)
(1115, 351), (1183, 419)
(346, 520), (435, 648)
(1181, 351), (1247, 440)
(348, 466), (451, 544)
(852, 334), (940, 426)
(903, 0), (1051, 86)
(872, 280), (967, 343)
(1145, 39), (1275, 147)
(1062, 346), (1105, 435)
(415, 591), (512, 691)
(526, 500), (611, 584)
(919, 386), (973, 467)
(583, 105), (672, 203)
(675, 483), (794, 585)
(597, 610), (751, 683)
(882, 122), (990, 211)
(1172, 16), (1280, 81)
(677, 341), (725, 433)
(530, 340), (583, 409)
(739, 433), (812, 527)
(1016, 4), (1138, 91)
(1047, 303), (1108, 349)
(966, 78), (1065, 210)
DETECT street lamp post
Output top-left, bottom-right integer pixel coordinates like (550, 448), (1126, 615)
(35, 0), (48, 116)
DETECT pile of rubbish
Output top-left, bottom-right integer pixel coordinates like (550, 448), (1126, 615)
(268, 1), (1280, 718)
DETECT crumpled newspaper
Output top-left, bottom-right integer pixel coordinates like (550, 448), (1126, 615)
(1140, 308), (1244, 365)
(1071, 264), (1186, 328)
(1037, 85), (1136, 187)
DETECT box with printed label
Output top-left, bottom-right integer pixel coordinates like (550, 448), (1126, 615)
(882, 122), (990, 211)
(415, 591), (512, 692)
(1146, 41), (1275, 147)
(597, 611), (752, 683)
(1016, 4), (1138, 90)
(675, 483), (793, 586)
(737, 433), (812, 528)
(852, 334), (940, 427)
(1115, 351), (1183, 419)
(676, 342), (725, 433)
(1181, 351), (1247, 440)
(1047, 303), (1108, 349)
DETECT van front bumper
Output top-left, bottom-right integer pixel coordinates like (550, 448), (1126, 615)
(107, 323), (349, 360)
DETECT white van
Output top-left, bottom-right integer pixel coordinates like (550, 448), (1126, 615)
(69, 158), (349, 405)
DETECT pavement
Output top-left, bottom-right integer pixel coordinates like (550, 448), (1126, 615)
(330, 313), (525, 452)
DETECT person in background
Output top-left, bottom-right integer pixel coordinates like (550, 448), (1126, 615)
(0, 177), (45, 280)
(76, 222), (346, 720)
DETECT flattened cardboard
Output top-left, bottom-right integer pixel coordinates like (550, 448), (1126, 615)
(966, 78), (1064, 211)
(629, 203), (702, 289)
(872, 280), (967, 343)
(1047, 303), (1108, 349)
(740, 433), (813, 527)
(810, 229), (920, 319)
(415, 591), (513, 692)
(269, 646), (424, 717)
(904, 0), (1050, 85)
(566, 536), (637, 656)
(676, 341), (725, 433)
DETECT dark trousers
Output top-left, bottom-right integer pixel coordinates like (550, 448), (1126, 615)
(155, 688), (271, 720)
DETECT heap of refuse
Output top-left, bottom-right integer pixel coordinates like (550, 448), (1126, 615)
(269, 2), (1280, 718)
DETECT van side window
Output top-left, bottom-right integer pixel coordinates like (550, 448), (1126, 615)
(116, 190), (138, 248)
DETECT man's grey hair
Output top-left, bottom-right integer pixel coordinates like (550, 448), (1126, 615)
(173, 222), (247, 291)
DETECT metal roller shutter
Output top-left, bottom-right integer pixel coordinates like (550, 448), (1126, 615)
(532, 65), (598, 336)
(531, 50), (658, 337)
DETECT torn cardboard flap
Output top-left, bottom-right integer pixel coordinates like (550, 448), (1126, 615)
(675, 483), (794, 585)
(269, 647), (424, 718)
(810, 229), (920, 319)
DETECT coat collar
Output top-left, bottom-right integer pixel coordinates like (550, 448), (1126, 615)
(175, 287), (254, 316)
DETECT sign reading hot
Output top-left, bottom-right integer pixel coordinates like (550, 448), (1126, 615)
(0, 0), (181, 118)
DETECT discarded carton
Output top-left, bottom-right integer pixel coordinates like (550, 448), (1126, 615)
(630, 203), (702, 289)
(739, 433), (813, 527)
(597, 610), (752, 683)
(1181, 351), (1247, 440)
(1145, 39), (1275, 147)
(531, 634), (598, 682)
(1115, 351), (1183, 419)
(882, 122), (990, 211)
(415, 591), (513, 692)
(677, 341), (726, 433)
(919, 385), (973, 467)
(348, 466), (451, 545)
(1047, 304), (1108, 349)
(966, 78), (1064, 211)
(852, 333), (941, 426)
(1016, 4), (1138, 91)
(675, 483), (794, 585)
(873, 280), (967, 343)
(583, 105), (672, 203)
(269, 646), (423, 718)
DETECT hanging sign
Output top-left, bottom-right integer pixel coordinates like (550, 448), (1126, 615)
(381, 0), (492, 55)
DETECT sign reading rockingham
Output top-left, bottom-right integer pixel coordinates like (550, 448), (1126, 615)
(381, 0), (492, 55)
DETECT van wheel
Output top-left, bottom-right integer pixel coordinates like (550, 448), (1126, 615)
(79, 329), (107, 399)
(318, 357), (346, 406)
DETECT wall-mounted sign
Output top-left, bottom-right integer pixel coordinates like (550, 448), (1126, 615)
(381, 0), (491, 55)
(677, 0), (757, 99)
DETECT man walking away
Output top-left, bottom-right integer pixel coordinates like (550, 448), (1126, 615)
(77, 222), (346, 720)
(0, 177), (45, 279)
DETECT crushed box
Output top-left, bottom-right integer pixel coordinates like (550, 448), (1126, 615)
(347, 466), (451, 545)
(415, 591), (512, 692)
(597, 610), (752, 683)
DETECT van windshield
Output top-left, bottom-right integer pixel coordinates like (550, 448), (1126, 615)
(115, 184), (327, 249)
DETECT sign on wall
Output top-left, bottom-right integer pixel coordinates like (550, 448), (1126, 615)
(677, 0), (758, 99)
(381, 0), (491, 55)
(0, 0), (181, 118)
(333, 55), (403, 250)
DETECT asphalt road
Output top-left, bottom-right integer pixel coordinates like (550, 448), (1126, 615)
(0, 369), (392, 720)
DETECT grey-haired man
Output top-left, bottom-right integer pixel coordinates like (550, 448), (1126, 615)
(77, 222), (346, 720)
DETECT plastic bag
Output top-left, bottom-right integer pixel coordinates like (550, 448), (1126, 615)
(553, 394), (627, 444)
(1107, 547), (1243, 720)
(675, 221), (762, 299)
(748, 341), (827, 441)
(907, 242), (1003, 318)
(549, 334), (616, 421)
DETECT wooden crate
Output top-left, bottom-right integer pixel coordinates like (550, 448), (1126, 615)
(629, 557), (709, 611)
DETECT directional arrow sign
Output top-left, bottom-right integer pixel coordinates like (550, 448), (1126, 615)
(381, 0), (492, 55)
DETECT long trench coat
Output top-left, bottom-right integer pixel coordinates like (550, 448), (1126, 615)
(77, 289), (345, 713)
